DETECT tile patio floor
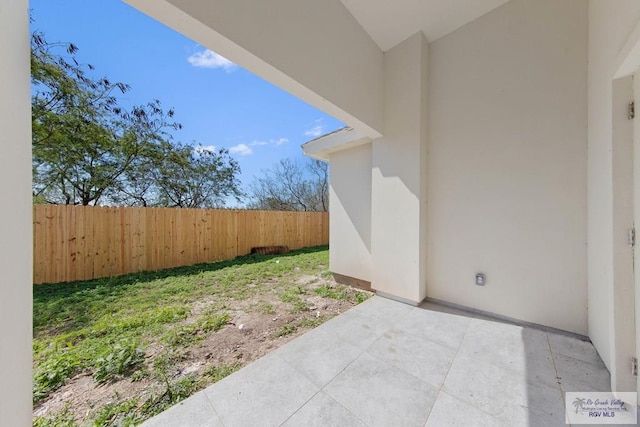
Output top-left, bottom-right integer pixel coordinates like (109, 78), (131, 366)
(141, 296), (624, 427)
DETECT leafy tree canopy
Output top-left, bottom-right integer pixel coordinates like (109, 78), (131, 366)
(31, 29), (242, 208)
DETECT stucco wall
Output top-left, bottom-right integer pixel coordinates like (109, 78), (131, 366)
(427, 0), (588, 333)
(587, 0), (640, 375)
(371, 32), (429, 303)
(0, 0), (33, 424)
(329, 144), (373, 282)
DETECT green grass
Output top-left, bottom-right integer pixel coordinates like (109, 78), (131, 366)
(33, 246), (335, 425)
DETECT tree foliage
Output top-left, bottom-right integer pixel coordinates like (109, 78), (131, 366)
(248, 158), (328, 212)
(31, 30), (241, 207)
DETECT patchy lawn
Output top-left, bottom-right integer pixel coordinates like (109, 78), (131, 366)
(33, 246), (371, 426)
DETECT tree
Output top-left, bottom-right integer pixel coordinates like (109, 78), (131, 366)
(154, 145), (242, 208)
(248, 158), (329, 211)
(30, 29), (242, 208)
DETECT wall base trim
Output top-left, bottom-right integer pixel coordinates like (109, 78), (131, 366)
(424, 297), (591, 341)
(332, 273), (372, 291)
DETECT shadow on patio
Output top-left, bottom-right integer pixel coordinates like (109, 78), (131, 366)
(141, 296), (614, 426)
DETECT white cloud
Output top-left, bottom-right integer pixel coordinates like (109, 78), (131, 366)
(304, 123), (324, 138)
(248, 138), (288, 147)
(229, 143), (253, 156)
(187, 49), (237, 72)
(194, 145), (217, 154)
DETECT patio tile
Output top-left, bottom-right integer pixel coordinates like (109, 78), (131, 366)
(275, 327), (362, 387)
(395, 305), (471, 351)
(317, 309), (393, 351)
(282, 391), (365, 427)
(140, 391), (223, 427)
(425, 391), (508, 427)
(366, 327), (456, 388)
(204, 352), (319, 427)
(548, 334), (604, 366)
(324, 352), (438, 427)
(443, 353), (564, 425)
(553, 352), (611, 392)
(457, 319), (558, 389)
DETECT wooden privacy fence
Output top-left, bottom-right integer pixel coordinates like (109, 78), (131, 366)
(33, 205), (329, 284)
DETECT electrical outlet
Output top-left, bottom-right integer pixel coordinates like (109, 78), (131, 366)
(475, 273), (485, 286)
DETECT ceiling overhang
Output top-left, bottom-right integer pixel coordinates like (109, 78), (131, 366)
(339, 0), (511, 50)
(302, 127), (371, 161)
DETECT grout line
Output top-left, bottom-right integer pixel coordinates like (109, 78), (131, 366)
(203, 389), (227, 427)
(546, 332), (571, 426)
(423, 312), (473, 426)
(278, 389), (322, 426)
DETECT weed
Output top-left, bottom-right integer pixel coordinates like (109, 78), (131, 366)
(203, 363), (239, 382)
(140, 374), (200, 418)
(274, 324), (297, 337)
(314, 284), (348, 300)
(355, 292), (370, 304)
(33, 405), (77, 427)
(93, 340), (144, 384)
(258, 302), (275, 315)
(298, 317), (324, 328)
(163, 312), (229, 347)
(279, 285), (305, 303)
(91, 397), (140, 427)
(289, 299), (309, 313)
(33, 352), (82, 403)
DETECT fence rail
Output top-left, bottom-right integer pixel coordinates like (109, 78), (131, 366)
(33, 205), (329, 284)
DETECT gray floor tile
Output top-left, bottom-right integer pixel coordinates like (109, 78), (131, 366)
(443, 354), (562, 426)
(525, 380), (567, 426)
(140, 391), (223, 427)
(553, 352), (611, 392)
(275, 328), (362, 387)
(204, 353), (319, 427)
(324, 353), (438, 427)
(548, 334), (603, 366)
(282, 391), (365, 427)
(394, 306), (471, 351)
(426, 391), (508, 427)
(457, 319), (558, 389)
(366, 327), (456, 388)
(318, 309), (394, 351)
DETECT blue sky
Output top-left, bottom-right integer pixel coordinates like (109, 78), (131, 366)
(29, 0), (343, 204)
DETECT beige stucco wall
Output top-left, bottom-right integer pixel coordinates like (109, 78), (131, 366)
(427, 0), (588, 334)
(587, 0), (640, 387)
(329, 144), (373, 282)
(0, 0), (33, 424)
(370, 32), (429, 303)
